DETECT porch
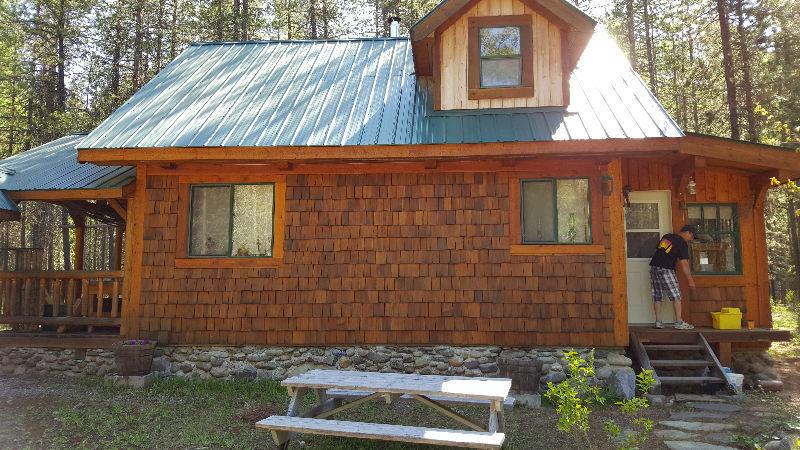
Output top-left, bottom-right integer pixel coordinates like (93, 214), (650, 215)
(0, 134), (134, 347)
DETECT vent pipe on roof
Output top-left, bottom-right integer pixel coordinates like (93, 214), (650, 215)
(388, 17), (401, 37)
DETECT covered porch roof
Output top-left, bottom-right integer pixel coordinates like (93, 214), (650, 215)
(0, 134), (135, 224)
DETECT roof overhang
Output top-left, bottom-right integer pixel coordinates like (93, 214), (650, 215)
(680, 133), (800, 174)
(0, 190), (20, 222)
(5, 186), (134, 201)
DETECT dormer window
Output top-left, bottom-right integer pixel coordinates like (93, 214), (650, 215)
(468, 15), (533, 100)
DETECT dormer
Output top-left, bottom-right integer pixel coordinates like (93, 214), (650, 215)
(410, 0), (596, 110)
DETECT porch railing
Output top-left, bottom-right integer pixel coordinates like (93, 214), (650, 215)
(0, 271), (124, 328)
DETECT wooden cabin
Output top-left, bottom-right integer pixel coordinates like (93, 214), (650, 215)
(0, 0), (794, 373)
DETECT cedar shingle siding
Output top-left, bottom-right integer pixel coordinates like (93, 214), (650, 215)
(139, 172), (616, 346)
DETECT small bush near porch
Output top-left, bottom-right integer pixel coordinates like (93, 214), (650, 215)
(1, 373), (798, 450)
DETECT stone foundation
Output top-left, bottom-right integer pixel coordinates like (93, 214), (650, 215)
(0, 345), (635, 395)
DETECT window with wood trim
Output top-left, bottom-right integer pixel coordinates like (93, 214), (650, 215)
(188, 183), (275, 258)
(686, 204), (741, 275)
(468, 15), (533, 100)
(521, 178), (591, 244)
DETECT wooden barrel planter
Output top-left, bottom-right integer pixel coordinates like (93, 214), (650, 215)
(113, 340), (157, 376)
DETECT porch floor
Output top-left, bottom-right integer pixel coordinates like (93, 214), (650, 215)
(0, 330), (120, 349)
(630, 325), (791, 343)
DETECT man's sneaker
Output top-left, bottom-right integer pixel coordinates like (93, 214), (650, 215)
(674, 321), (695, 330)
(654, 320), (664, 329)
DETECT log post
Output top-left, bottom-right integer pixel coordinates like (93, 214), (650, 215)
(72, 214), (86, 271)
(113, 226), (124, 270)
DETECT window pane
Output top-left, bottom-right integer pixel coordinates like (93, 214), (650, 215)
(190, 186), (231, 256)
(719, 206), (735, 232)
(480, 27), (521, 56)
(522, 181), (554, 242)
(232, 184), (275, 257)
(480, 58), (521, 87)
(556, 179), (590, 243)
(625, 202), (659, 230)
(690, 234), (737, 273)
(626, 231), (661, 258)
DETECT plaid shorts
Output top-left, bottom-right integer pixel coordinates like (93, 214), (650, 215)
(650, 266), (681, 302)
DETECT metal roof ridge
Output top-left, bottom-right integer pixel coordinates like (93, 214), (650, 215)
(189, 37), (410, 46)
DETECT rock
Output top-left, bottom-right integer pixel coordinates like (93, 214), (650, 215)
(757, 379), (784, 392)
(606, 353), (632, 366)
(366, 351), (391, 364)
(664, 441), (736, 450)
(540, 371), (566, 385)
(646, 394), (670, 406)
(210, 367), (227, 378)
(669, 411), (731, 421)
(13, 366), (25, 375)
(659, 421), (737, 432)
(608, 367), (636, 400)
(596, 366), (612, 379)
(674, 394), (728, 403)
(464, 359), (479, 369)
(762, 436), (798, 450)
(655, 429), (700, 440)
(448, 357), (463, 367)
(233, 365), (257, 380)
(705, 432), (735, 444)
(151, 356), (171, 373)
(478, 363), (498, 374)
(684, 402), (742, 413)
(515, 394), (541, 408)
(338, 357), (351, 369)
(246, 353), (267, 362)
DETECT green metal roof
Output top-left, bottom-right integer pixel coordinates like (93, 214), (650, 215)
(0, 134), (135, 192)
(79, 30), (682, 151)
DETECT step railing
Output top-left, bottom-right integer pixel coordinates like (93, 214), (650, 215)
(0, 271), (124, 328)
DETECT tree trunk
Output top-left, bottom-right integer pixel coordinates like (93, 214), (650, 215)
(625, 0), (637, 70)
(233, 0), (241, 40)
(155, 0), (165, 69)
(788, 197), (800, 296)
(642, 0), (657, 95)
(716, 0), (740, 140)
(132, 0), (144, 89)
(309, 0), (318, 39)
(241, 0), (249, 40)
(216, 0), (224, 41)
(734, 0), (757, 142)
(56, 0), (67, 112)
(169, 0), (179, 59)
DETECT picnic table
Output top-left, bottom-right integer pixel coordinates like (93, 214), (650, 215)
(256, 369), (513, 449)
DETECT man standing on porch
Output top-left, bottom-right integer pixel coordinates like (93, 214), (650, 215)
(649, 225), (697, 330)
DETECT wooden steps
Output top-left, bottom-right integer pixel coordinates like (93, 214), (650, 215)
(651, 360), (712, 367)
(659, 376), (726, 384)
(644, 344), (703, 351)
(630, 330), (734, 394)
(256, 416), (506, 449)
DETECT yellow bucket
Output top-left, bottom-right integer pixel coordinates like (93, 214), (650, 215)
(711, 307), (742, 330)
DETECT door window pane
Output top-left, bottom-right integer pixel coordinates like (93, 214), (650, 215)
(626, 231), (661, 258)
(232, 184), (274, 257)
(190, 186), (231, 256)
(625, 203), (659, 230)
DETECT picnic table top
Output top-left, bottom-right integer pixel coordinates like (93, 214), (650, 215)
(282, 369), (512, 401)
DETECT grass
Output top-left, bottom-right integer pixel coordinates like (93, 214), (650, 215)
(2, 375), (669, 450)
(770, 303), (800, 358)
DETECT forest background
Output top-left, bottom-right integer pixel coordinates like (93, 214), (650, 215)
(0, 0), (799, 313)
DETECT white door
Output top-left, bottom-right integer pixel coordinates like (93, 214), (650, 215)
(625, 191), (675, 324)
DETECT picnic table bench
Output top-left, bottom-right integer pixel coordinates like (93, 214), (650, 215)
(256, 369), (513, 449)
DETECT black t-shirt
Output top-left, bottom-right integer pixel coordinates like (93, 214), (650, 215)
(649, 233), (689, 270)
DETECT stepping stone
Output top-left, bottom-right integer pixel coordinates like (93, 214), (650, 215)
(664, 441), (737, 450)
(655, 429), (700, 440)
(674, 394), (729, 403)
(685, 402), (742, 413)
(705, 432), (735, 444)
(659, 421), (737, 432)
(670, 411), (731, 421)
